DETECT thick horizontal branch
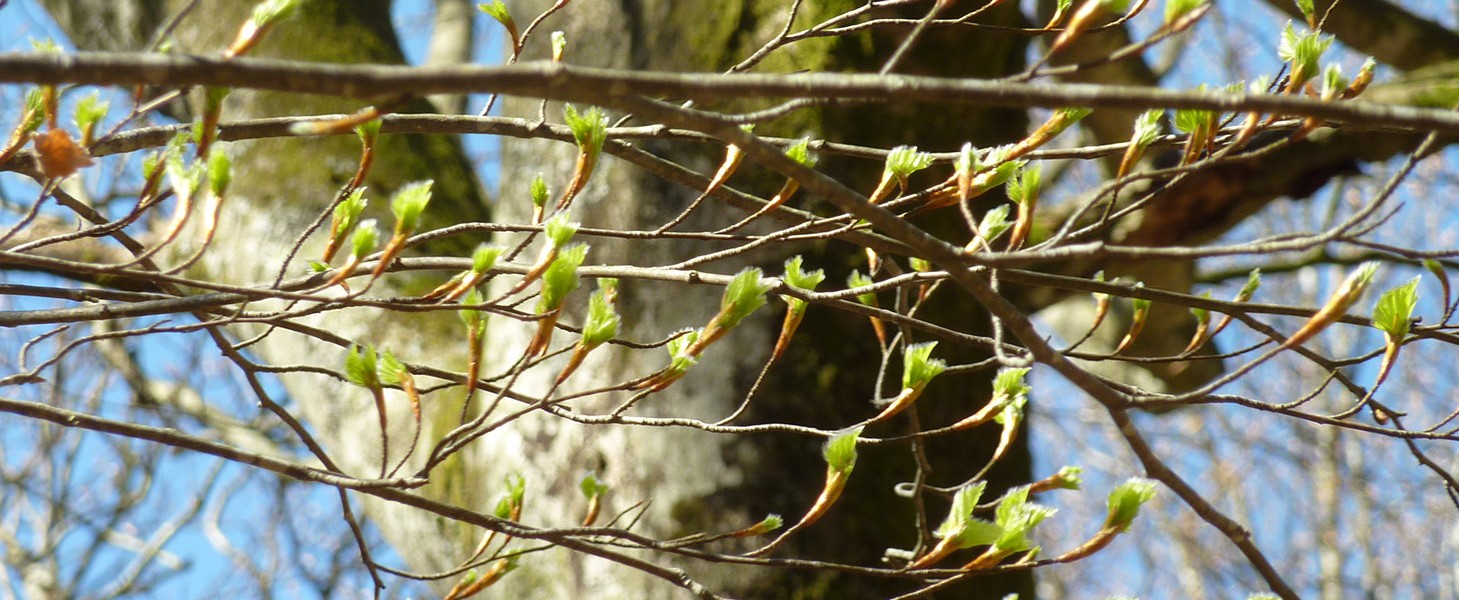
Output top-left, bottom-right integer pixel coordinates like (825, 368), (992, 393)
(2, 52), (1459, 134)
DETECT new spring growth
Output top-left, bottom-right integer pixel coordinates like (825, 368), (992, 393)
(685, 267), (773, 357)
(964, 204), (1013, 253)
(376, 350), (422, 477)
(1280, 262), (1379, 351)
(961, 486), (1056, 570)
(636, 329), (701, 392)
(1117, 110), (1162, 179)
(1114, 284), (1150, 354)
(527, 243), (588, 358)
(1210, 268), (1260, 338)
(1174, 92), (1217, 165)
(1030, 466), (1084, 494)
(1277, 23), (1333, 94)
(750, 427), (861, 557)
(478, 1), (520, 51)
(345, 117), (383, 190)
(490, 473), (527, 530)
(324, 218), (378, 289)
(952, 367), (1030, 430)
(1050, 0), (1132, 55)
(1362, 277), (1420, 406)
(1008, 107), (1092, 161)
(528, 173), (549, 223)
(731, 514), (784, 538)
(1086, 270), (1113, 335)
(771, 256), (826, 363)
(1181, 291), (1215, 354)
(345, 345), (394, 477)
(555, 278), (620, 386)
(444, 556), (519, 600)
(869, 342), (946, 424)
(986, 385), (1029, 476)
(427, 243), (505, 303)
(226, 0), (303, 58)
(557, 105), (607, 211)
(955, 142), (980, 204)
(923, 145), (1022, 215)
(1232, 77), (1273, 148)
(848, 270), (887, 347)
(869, 146), (934, 204)
(1163, 0), (1206, 27)
(1056, 478), (1156, 563)
(72, 92), (109, 147)
(909, 257), (933, 302)
(1043, 0), (1074, 28)
(459, 289), (488, 411)
(512, 212), (579, 295)
(194, 148), (232, 249)
(156, 153), (206, 253)
(0, 89), (47, 166)
(551, 30), (567, 62)
(579, 472), (610, 526)
(323, 188), (368, 263)
(908, 481), (993, 569)
(1343, 57), (1377, 99)
(1424, 258), (1451, 316)
(1292, 64), (1348, 138)
(706, 125), (751, 198)
(464, 473), (528, 568)
(195, 87), (230, 157)
(1295, 0), (1315, 27)
(726, 138), (819, 233)
(1006, 165), (1041, 250)
(373, 180), (434, 278)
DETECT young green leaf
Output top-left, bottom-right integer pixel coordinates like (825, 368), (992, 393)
(1278, 23), (1334, 89)
(1164, 0), (1205, 24)
(718, 267), (774, 330)
(1372, 277), (1420, 339)
(823, 427), (862, 474)
(377, 349), (407, 387)
(72, 92), (110, 144)
(1105, 478), (1157, 532)
(529, 173), (549, 208)
(1053, 466), (1083, 490)
(884, 145), (935, 179)
(935, 481), (988, 540)
(581, 280), (621, 346)
(901, 341), (947, 390)
(350, 219), (380, 259)
(544, 212), (580, 248)
(665, 329), (702, 376)
(848, 270), (878, 306)
(785, 138), (818, 167)
(345, 345), (381, 388)
(1294, 0), (1315, 25)
(207, 148), (232, 197)
(537, 243), (588, 313)
(1007, 165), (1041, 206)
(992, 486), (1055, 554)
(551, 30), (567, 60)
(1320, 63), (1347, 100)
(579, 472), (609, 498)
(563, 104), (607, 157)
(993, 367), (1032, 401)
(978, 204), (1013, 243)
(390, 180), (434, 235)
(783, 256), (826, 292)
